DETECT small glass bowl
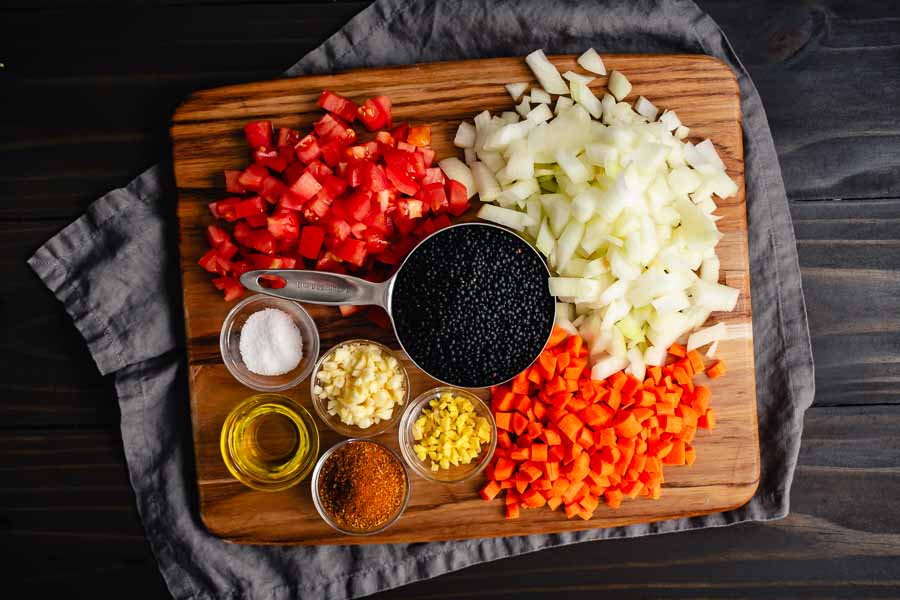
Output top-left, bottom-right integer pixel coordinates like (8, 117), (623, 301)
(311, 439), (410, 536)
(220, 394), (320, 492)
(399, 387), (497, 483)
(310, 339), (410, 438)
(220, 294), (320, 392)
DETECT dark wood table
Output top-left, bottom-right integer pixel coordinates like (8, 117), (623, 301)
(3, 0), (899, 597)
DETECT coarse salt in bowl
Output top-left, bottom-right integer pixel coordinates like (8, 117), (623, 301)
(310, 339), (410, 438)
(220, 294), (319, 392)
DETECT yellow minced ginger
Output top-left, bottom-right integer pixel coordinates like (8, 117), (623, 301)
(412, 392), (491, 471)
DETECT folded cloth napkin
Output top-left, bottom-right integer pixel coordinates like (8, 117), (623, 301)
(28, 0), (815, 598)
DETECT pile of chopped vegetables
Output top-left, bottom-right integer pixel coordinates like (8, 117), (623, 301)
(412, 391), (492, 471)
(199, 90), (472, 308)
(451, 48), (741, 377)
(479, 326), (720, 519)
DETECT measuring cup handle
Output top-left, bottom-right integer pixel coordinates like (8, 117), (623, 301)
(239, 270), (389, 308)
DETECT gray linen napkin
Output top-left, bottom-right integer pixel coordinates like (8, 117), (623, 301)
(28, 0), (815, 598)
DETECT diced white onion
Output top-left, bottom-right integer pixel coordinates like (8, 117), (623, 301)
(563, 71), (595, 86)
(525, 49), (570, 95)
(505, 82), (528, 101)
(608, 70), (632, 101)
(634, 96), (659, 121)
(453, 122), (476, 148)
(477, 203), (534, 231)
(470, 162), (502, 202)
(687, 322), (727, 351)
(577, 48), (607, 75)
(530, 88), (552, 104)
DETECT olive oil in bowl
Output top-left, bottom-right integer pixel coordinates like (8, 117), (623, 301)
(220, 394), (319, 491)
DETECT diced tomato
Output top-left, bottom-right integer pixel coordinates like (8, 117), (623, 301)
(345, 191), (373, 221)
(334, 237), (367, 267)
(423, 168), (445, 186)
(350, 222), (368, 239)
(244, 121), (272, 148)
(199, 249), (231, 275)
(244, 213), (268, 228)
(237, 164), (269, 191)
(314, 114), (357, 145)
(212, 276), (244, 301)
(321, 174), (348, 198)
(420, 182), (448, 213)
(275, 236), (297, 254)
(233, 196), (267, 220)
(371, 96), (392, 128)
(209, 198), (242, 221)
(298, 225), (326, 259)
(316, 90), (359, 123)
(277, 127), (302, 147)
(259, 176), (287, 203)
(224, 170), (246, 193)
(207, 224), (231, 247)
(253, 147), (288, 172)
(303, 192), (333, 222)
(315, 252), (346, 274)
(365, 163), (390, 192)
(231, 260), (252, 278)
(375, 130), (395, 148)
(407, 125), (431, 147)
(289, 172), (322, 202)
(277, 145), (295, 166)
(358, 97), (389, 131)
(294, 133), (322, 164)
(431, 213), (452, 231)
(216, 238), (239, 260)
(386, 164), (419, 196)
(319, 140), (344, 167)
(419, 147), (436, 168)
(345, 141), (379, 163)
(447, 179), (470, 216)
(304, 160), (332, 182)
(283, 161), (305, 185)
(390, 122), (409, 142)
(247, 254), (295, 269)
(363, 210), (391, 236)
(267, 211), (300, 239)
(278, 192), (306, 212)
(327, 217), (352, 242)
(397, 141), (417, 153)
(366, 237), (390, 254)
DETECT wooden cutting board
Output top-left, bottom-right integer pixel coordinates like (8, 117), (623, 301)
(172, 54), (758, 545)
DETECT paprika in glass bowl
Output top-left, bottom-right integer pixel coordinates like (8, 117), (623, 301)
(311, 439), (410, 536)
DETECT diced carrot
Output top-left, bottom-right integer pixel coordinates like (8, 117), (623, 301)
(556, 352), (571, 371)
(621, 480), (644, 499)
(500, 479), (516, 489)
(543, 461), (560, 481)
(621, 375), (641, 399)
(706, 359), (726, 379)
(583, 403), (614, 427)
(608, 371), (628, 391)
(566, 378), (579, 392)
(663, 439), (686, 465)
(547, 496), (563, 511)
(514, 394), (532, 416)
(493, 457), (516, 481)
(673, 366), (691, 387)
(495, 390), (516, 412)
(546, 325), (569, 349)
(479, 480), (502, 501)
(577, 427), (595, 449)
(614, 413), (642, 438)
(648, 365), (662, 385)
(505, 489), (520, 505)
(604, 488), (623, 508)
(537, 351), (557, 380)
(698, 408), (717, 430)
(549, 445), (566, 462)
(532, 400), (548, 421)
(637, 390), (656, 407)
(569, 452), (591, 482)
(661, 415), (683, 434)
(693, 385), (711, 413)
(607, 388), (622, 411)
(633, 407), (654, 423)
(542, 428), (562, 446)
(497, 430), (512, 449)
(590, 454), (614, 477)
(511, 377), (530, 396)
(579, 380), (596, 402)
(527, 367), (543, 386)
(512, 412), (529, 436)
(505, 503), (520, 519)
(519, 462), (543, 482)
(532, 478), (552, 491)
(561, 480), (585, 504)
(495, 412), (513, 432)
(685, 444), (697, 465)
(686, 349), (704, 373)
(564, 502), (582, 519)
(544, 375), (567, 396)
(598, 427), (617, 447)
(564, 366), (583, 380)
(530, 443), (548, 462)
(509, 446), (530, 461)
(558, 413), (584, 442)
(515, 479), (528, 494)
(580, 493), (600, 513)
(668, 342), (687, 358)
(679, 405), (699, 430)
(551, 477), (571, 497)
(549, 392), (571, 410)
(565, 334), (583, 356)
(563, 442), (583, 465)
(656, 402), (675, 416)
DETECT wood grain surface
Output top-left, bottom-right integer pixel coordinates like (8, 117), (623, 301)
(171, 53), (759, 544)
(4, 0), (900, 596)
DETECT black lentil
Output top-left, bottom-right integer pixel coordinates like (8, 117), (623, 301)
(391, 223), (555, 387)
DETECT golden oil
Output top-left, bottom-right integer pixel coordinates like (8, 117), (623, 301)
(220, 394), (319, 491)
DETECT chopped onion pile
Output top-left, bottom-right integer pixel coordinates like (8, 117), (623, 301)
(456, 49), (741, 377)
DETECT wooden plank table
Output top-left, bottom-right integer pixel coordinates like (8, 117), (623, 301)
(2, 0), (899, 596)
